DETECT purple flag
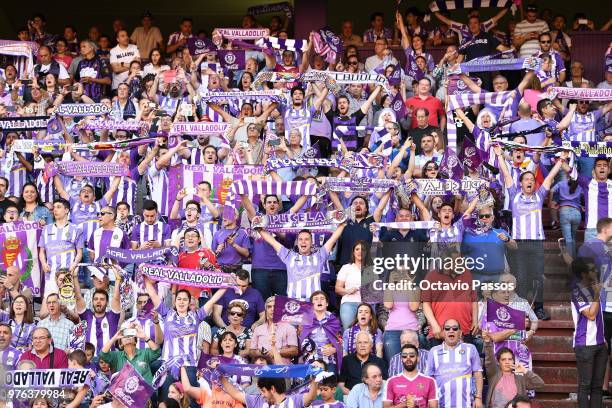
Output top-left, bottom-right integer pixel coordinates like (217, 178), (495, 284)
(272, 296), (314, 326)
(439, 147), (464, 181)
(486, 299), (526, 330)
(447, 75), (482, 96)
(197, 353), (236, 385)
(458, 137), (483, 172)
(218, 50), (246, 71)
(388, 64), (402, 86)
(187, 38), (214, 56)
(404, 48), (424, 80)
(108, 363), (154, 408)
(390, 92), (407, 118)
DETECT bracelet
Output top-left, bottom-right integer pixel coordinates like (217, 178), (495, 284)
(153, 320), (159, 324)
(474, 396), (482, 399)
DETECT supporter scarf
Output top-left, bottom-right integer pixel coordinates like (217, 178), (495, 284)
(372, 221), (437, 230)
(404, 47), (425, 81)
(428, 0), (514, 12)
(11, 138), (66, 155)
(486, 299), (526, 330)
(46, 114), (63, 135)
(300, 313), (342, 370)
(68, 320), (87, 350)
(199, 90), (282, 103)
(254, 71), (301, 86)
(139, 263), (236, 288)
(0, 40), (39, 75)
(72, 136), (156, 151)
(439, 147), (464, 181)
(549, 86), (612, 101)
(108, 363), (154, 408)
(312, 28), (343, 64)
(219, 363), (321, 378)
(80, 119), (147, 131)
(43, 161), (130, 181)
(345, 324), (380, 356)
(197, 354), (236, 385)
(493, 139), (570, 155)
(247, 1), (293, 18)
(449, 56), (541, 75)
(256, 36), (308, 53)
(56, 103), (111, 117)
(414, 178), (486, 196)
(332, 126), (387, 154)
(446, 90), (515, 149)
(303, 70), (391, 93)
(0, 116), (48, 131)
(562, 141), (612, 158)
(5, 369), (90, 388)
(104, 246), (179, 264)
(493, 124), (548, 140)
(447, 75), (482, 96)
(152, 356), (192, 388)
(171, 121), (230, 135)
(252, 210), (349, 232)
(459, 137), (483, 172)
(272, 296), (315, 326)
(215, 28), (270, 40)
(265, 157), (346, 172)
(322, 177), (397, 193)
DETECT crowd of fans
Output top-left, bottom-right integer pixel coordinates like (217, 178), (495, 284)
(0, 2), (610, 408)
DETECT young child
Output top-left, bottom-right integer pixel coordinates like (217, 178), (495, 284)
(312, 375), (345, 408)
(68, 350), (94, 408)
(84, 342), (97, 371)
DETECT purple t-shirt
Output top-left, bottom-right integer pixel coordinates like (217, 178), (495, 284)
(211, 228), (251, 266)
(157, 301), (207, 364)
(218, 287), (265, 327)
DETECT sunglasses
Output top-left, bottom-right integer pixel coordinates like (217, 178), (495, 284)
(478, 213), (493, 219)
(401, 353), (417, 358)
(348, 61), (358, 65)
(98, 212), (112, 216)
(444, 326), (460, 331)
(425, 167), (438, 171)
(229, 311), (244, 317)
(540, 40), (551, 44)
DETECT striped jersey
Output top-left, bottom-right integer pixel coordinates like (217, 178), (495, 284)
(450, 19), (496, 48)
(576, 175), (612, 230)
(426, 342), (482, 408)
(507, 184), (548, 240)
(69, 197), (107, 245)
(157, 302), (208, 365)
(79, 309), (121, 355)
(429, 218), (466, 244)
(568, 110), (603, 142)
(89, 227), (130, 263)
(277, 246), (328, 300)
(0, 345), (22, 369)
(571, 283), (605, 347)
(283, 105), (317, 148)
(131, 220), (171, 247)
(125, 315), (164, 349)
(147, 162), (171, 217)
(38, 222), (84, 272)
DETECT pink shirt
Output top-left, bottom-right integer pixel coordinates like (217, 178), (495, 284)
(385, 373), (438, 407)
(251, 322), (298, 364)
(385, 302), (420, 331)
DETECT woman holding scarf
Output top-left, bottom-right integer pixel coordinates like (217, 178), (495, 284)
(299, 290), (342, 374)
(342, 303), (383, 358)
(143, 275), (226, 403)
(215, 331), (251, 387)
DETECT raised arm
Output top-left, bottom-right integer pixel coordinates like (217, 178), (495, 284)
(323, 222), (347, 253)
(373, 189), (392, 222)
(557, 103), (577, 131)
(202, 288), (227, 315)
(208, 103), (234, 123)
(517, 71), (535, 94)
(491, 8), (509, 25)
(411, 192), (431, 220)
(454, 108), (475, 133)
(543, 152), (569, 190)
(361, 85), (382, 115)
(493, 144), (514, 187)
(220, 376), (246, 404)
(459, 74), (482, 94)
(144, 276), (162, 309)
(396, 11), (412, 50)
(52, 175), (70, 200)
(258, 229), (284, 253)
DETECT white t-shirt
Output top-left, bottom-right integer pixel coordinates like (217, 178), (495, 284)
(514, 19), (550, 57)
(337, 263), (362, 303)
(109, 44), (140, 89)
(37, 62), (69, 80)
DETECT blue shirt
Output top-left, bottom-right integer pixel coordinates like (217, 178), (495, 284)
(551, 180), (583, 210)
(346, 382), (385, 408)
(461, 228), (507, 275)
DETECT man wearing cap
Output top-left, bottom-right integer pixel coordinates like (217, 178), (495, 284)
(514, 5), (550, 58)
(131, 12), (164, 59)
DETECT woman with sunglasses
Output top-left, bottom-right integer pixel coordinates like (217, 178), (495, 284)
(211, 301), (252, 358)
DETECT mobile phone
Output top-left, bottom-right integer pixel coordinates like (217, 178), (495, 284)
(122, 328), (137, 337)
(148, 102), (156, 109)
(5, 106), (16, 112)
(21, 79), (32, 86)
(578, 19), (588, 25)
(154, 109), (166, 117)
(180, 103), (193, 117)
(268, 139), (281, 146)
(70, 85), (79, 92)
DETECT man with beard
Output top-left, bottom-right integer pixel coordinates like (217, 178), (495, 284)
(324, 86), (381, 151)
(384, 344), (438, 408)
(426, 319), (483, 408)
(0, 323), (21, 369)
(148, 68), (193, 115)
(534, 32), (566, 84)
(387, 330), (429, 377)
(74, 271), (122, 356)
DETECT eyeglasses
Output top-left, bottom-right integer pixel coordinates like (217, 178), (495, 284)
(444, 326), (460, 331)
(478, 213), (493, 219)
(540, 40), (551, 44)
(229, 311), (244, 317)
(400, 353), (417, 358)
(348, 61), (359, 65)
(98, 212), (112, 216)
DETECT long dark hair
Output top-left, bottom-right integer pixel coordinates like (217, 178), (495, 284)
(568, 178), (579, 194)
(218, 331), (239, 355)
(349, 303), (379, 333)
(19, 182), (45, 209)
(351, 240), (373, 268)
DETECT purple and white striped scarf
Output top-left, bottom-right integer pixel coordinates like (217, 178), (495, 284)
(322, 177), (397, 193)
(446, 90), (515, 149)
(548, 87), (612, 101)
(265, 157), (346, 172)
(428, 0), (515, 12)
(44, 161), (130, 180)
(562, 141), (612, 158)
(171, 121), (230, 135)
(256, 36), (308, 53)
(247, 2), (293, 18)
(251, 209), (349, 232)
(11, 138), (67, 155)
(447, 75), (482, 96)
(199, 90), (283, 103)
(215, 28), (270, 40)
(449, 56), (542, 75)
(80, 119), (147, 131)
(139, 263), (236, 288)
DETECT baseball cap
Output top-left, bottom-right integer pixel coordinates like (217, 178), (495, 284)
(526, 4), (538, 12)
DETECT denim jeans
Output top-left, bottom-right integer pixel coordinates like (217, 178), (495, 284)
(383, 330), (403, 363)
(340, 302), (360, 330)
(251, 268), (288, 301)
(161, 365), (199, 408)
(575, 344), (608, 408)
(78, 248), (93, 289)
(559, 206), (582, 258)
